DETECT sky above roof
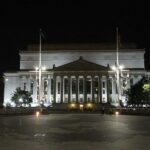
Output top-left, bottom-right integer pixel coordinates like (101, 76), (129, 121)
(0, 0), (150, 72)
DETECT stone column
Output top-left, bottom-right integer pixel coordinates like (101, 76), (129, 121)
(76, 75), (78, 103)
(68, 76), (71, 103)
(33, 78), (37, 103)
(106, 75), (110, 103)
(53, 76), (56, 103)
(113, 75), (118, 102)
(47, 76), (51, 103)
(41, 76), (44, 100)
(70, 77), (72, 102)
(83, 75), (87, 103)
(99, 75), (102, 103)
(111, 76), (115, 103)
(92, 76), (95, 103)
(97, 76), (100, 103)
(61, 75), (64, 103)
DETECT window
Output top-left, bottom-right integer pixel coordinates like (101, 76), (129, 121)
(79, 78), (83, 94)
(72, 78), (76, 94)
(103, 89), (105, 94)
(102, 81), (105, 88)
(116, 84), (118, 94)
(30, 81), (34, 94)
(64, 78), (69, 94)
(24, 83), (26, 91)
(58, 82), (60, 94)
(51, 79), (53, 94)
(44, 80), (48, 95)
(86, 78), (91, 94)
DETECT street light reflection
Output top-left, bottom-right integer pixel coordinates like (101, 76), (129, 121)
(36, 111), (40, 117)
(115, 111), (119, 115)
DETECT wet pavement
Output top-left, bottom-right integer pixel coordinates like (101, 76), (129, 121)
(0, 114), (150, 150)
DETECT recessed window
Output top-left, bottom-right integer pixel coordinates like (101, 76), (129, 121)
(24, 83), (26, 91)
(30, 81), (34, 94)
(64, 78), (69, 94)
(58, 82), (60, 94)
(103, 89), (105, 94)
(79, 78), (83, 94)
(51, 79), (53, 94)
(72, 78), (76, 94)
(102, 81), (105, 88)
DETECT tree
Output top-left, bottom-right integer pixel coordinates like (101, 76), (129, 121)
(143, 83), (150, 104)
(11, 87), (32, 107)
(127, 77), (150, 106)
(143, 83), (150, 92)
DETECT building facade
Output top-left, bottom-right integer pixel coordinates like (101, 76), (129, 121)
(3, 43), (149, 109)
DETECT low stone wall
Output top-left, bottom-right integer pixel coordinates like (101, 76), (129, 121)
(51, 103), (107, 111)
(110, 108), (150, 115)
(1, 107), (150, 116)
(0, 108), (44, 115)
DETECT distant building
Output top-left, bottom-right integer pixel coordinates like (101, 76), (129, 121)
(3, 43), (150, 109)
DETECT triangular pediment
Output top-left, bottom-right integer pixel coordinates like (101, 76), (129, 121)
(54, 57), (108, 71)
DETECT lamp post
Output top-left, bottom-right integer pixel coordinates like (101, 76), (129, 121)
(35, 66), (46, 106)
(37, 29), (44, 106)
(112, 64), (124, 106)
(111, 27), (124, 107)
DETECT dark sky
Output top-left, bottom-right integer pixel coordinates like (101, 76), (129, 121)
(1, 0), (150, 73)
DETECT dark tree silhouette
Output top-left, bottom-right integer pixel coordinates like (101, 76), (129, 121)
(127, 77), (150, 106)
(11, 87), (32, 107)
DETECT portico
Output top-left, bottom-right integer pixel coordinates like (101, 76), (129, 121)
(51, 57), (110, 105)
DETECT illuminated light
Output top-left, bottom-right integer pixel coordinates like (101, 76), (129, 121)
(80, 104), (83, 108)
(79, 104), (84, 111)
(36, 111), (40, 117)
(70, 103), (76, 108)
(19, 98), (23, 102)
(5, 78), (8, 82)
(119, 65), (124, 70)
(115, 111), (119, 115)
(80, 104), (84, 108)
(111, 66), (116, 71)
(35, 67), (39, 70)
(42, 66), (46, 71)
(133, 108), (136, 111)
(87, 103), (92, 108)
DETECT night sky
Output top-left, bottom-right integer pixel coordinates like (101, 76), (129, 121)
(0, 0), (150, 74)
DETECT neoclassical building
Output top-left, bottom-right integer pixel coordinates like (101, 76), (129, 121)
(3, 43), (149, 109)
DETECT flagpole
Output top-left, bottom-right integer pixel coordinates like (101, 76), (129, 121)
(116, 27), (121, 106)
(116, 27), (119, 66)
(38, 29), (42, 106)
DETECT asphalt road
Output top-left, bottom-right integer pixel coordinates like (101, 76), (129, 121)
(0, 113), (150, 150)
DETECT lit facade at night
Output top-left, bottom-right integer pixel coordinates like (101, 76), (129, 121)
(3, 43), (150, 109)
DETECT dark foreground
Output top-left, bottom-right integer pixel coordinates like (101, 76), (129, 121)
(0, 114), (150, 150)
